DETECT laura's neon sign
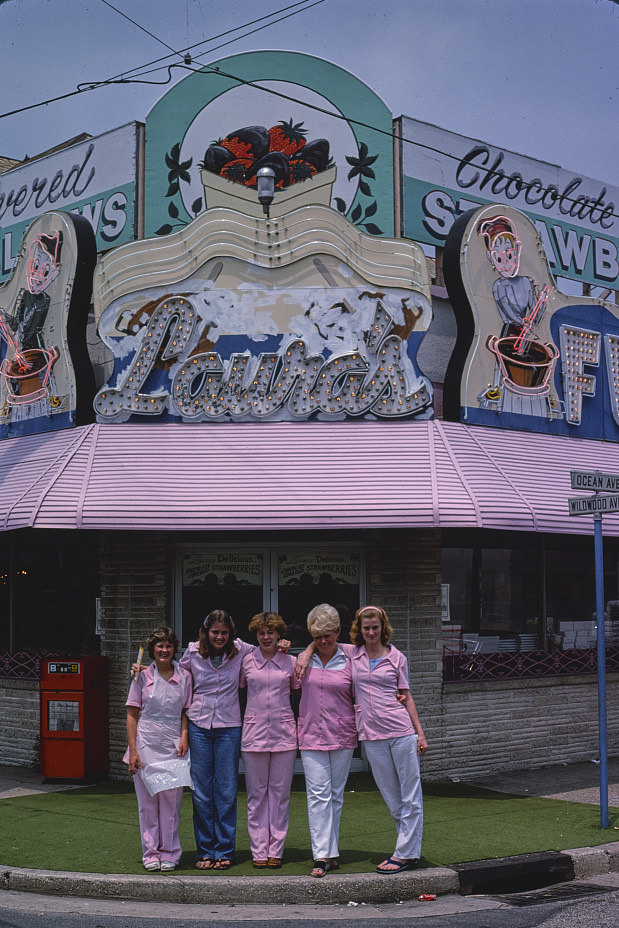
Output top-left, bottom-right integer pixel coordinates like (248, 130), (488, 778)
(94, 299), (431, 422)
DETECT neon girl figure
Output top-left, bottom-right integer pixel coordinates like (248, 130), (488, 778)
(476, 215), (558, 418)
(478, 215), (535, 332)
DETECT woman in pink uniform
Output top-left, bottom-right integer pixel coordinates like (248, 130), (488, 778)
(240, 612), (299, 868)
(346, 605), (427, 874)
(297, 604), (356, 878)
(125, 627), (193, 872)
(180, 609), (253, 871)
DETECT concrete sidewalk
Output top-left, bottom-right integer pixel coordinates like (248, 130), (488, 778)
(1, 759), (618, 904)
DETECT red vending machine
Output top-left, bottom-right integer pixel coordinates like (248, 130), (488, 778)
(40, 656), (108, 779)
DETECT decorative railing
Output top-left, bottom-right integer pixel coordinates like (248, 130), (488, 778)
(443, 646), (619, 683)
(0, 650), (61, 680)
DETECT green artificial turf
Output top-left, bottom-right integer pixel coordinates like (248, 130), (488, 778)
(1, 774), (617, 875)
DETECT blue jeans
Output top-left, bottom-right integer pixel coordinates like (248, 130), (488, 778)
(188, 721), (241, 860)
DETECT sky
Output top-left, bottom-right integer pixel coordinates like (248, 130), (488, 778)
(0, 0), (618, 187)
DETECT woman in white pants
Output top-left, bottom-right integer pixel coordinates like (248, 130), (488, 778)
(345, 605), (427, 873)
(297, 604), (357, 878)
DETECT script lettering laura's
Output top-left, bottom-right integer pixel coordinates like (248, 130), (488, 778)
(95, 298), (431, 423)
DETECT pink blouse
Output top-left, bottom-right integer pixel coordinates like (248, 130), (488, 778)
(341, 643), (414, 741)
(239, 650), (299, 752)
(297, 654), (357, 751)
(180, 638), (252, 729)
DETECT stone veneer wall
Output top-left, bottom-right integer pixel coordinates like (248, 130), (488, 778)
(0, 679), (39, 766)
(98, 531), (171, 779)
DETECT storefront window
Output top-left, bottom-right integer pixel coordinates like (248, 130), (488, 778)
(0, 530), (100, 658)
(179, 550), (265, 645)
(176, 545), (363, 648)
(442, 530), (619, 653)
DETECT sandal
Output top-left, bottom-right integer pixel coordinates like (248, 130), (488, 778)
(253, 859), (268, 868)
(311, 859), (332, 878)
(195, 857), (215, 870)
(267, 857), (282, 868)
(376, 856), (418, 874)
(214, 858), (233, 870)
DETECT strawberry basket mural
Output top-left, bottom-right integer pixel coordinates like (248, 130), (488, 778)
(203, 120), (331, 188)
(157, 118), (382, 236)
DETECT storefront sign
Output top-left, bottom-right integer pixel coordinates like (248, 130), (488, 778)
(400, 117), (618, 290)
(93, 197), (433, 424)
(0, 124), (141, 281)
(443, 203), (619, 440)
(279, 552), (359, 585)
(0, 210), (96, 438)
(183, 552), (263, 585)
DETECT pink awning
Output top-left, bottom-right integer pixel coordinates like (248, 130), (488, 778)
(0, 420), (618, 535)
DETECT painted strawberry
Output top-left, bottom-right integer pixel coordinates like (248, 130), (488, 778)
(245, 152), (291, 189)
(268, 119), (308, 157)
(219, 126), (270, 160)
(220, 158), (254, 184)
(289, 159), (317, 185)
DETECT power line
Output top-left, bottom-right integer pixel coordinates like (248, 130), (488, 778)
(1, 4), (617, 223)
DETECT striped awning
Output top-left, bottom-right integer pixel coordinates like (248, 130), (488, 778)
(0, 419), (618, 535)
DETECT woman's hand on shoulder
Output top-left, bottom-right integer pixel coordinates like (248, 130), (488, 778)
(278, 639), (291, 653)
(130, 662), (144, 680)
(294, 643), (315, 679)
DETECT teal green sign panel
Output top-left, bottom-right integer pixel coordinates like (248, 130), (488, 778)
(144, 51), (394, 238)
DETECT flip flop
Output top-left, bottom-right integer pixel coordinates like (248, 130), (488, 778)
(214, 858), (233, 870)
(195, 857), (215, 870)
(376, 857), (412, 873)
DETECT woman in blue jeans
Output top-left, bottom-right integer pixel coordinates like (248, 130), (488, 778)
(180, 610), (253, 870)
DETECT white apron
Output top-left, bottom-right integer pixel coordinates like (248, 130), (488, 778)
(129, 663), (194, 797)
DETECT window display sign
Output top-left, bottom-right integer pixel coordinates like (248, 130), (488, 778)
(278, 552), (360, 586)
(0, 210), (96, 438)
(399, 117), (618, 291)
(183, 551), (264, 586)
(1, 123), (141, 281)
(443, 203), (619, 440)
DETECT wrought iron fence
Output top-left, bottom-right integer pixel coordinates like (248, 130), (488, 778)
(443, 646), (619, 682)
(0, 651), (60, 680)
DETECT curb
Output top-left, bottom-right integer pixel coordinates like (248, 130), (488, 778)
(2, 843), (618, 904)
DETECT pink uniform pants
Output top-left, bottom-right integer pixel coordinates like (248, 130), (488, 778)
(134, 772), (184, 866)
(242, 749), (297, 860)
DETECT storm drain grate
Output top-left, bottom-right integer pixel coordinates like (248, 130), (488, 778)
(492, 881), (617, 907)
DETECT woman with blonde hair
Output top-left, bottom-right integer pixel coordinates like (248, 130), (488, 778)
(297, 603), (356, 877)
(346, 605), (427, 873)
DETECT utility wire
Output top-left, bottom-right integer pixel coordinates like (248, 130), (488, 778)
(1, 2), (617, 223)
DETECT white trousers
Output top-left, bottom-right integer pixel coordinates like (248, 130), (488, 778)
(363, 733), (423, 860)
(301, 748), (354, 860)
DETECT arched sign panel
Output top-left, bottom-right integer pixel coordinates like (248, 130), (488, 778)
(444, 204), (619, 440)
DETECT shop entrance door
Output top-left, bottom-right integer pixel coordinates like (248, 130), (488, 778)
(176, 546), (363, 648)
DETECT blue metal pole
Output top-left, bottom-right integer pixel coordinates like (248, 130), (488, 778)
(594, 513), (609, 829)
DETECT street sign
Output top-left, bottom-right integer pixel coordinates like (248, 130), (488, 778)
(568, 493), (619, 515)
(570, 470), (619, 491)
